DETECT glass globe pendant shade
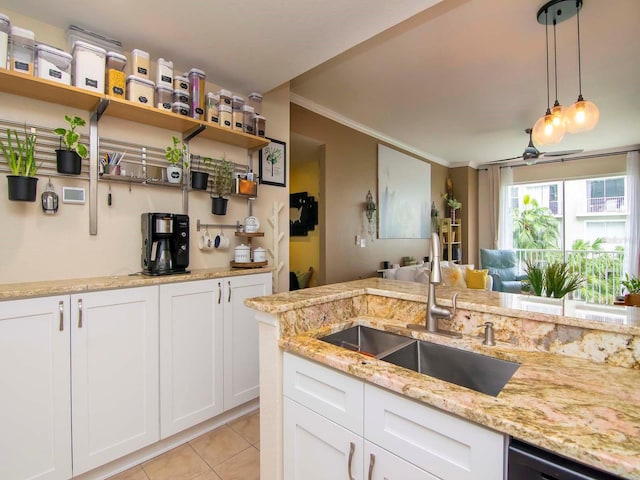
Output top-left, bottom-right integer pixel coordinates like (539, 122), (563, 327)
(551, 101), (567, 133)
(564, 95), (599, 133)
(532, 108), (565, 145)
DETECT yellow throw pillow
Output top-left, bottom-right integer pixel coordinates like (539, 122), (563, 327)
(441, 265), (467, 288)
(466, 268), (489, 289)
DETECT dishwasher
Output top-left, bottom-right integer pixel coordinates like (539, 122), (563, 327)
(508, 439), (624, 480)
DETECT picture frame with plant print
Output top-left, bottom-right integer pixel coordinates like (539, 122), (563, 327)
(259, 137), (286, 187)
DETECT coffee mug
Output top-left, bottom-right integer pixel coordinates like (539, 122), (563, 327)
(215, 232), (230, 249)
(199, 231), (214, 250)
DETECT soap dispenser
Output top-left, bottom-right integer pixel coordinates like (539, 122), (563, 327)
(41, 178), (59, 215)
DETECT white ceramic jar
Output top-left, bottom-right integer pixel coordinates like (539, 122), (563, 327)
(253, 247), (266, 262)
(244, 215), (260, 233)
(234, 244), (251, 263)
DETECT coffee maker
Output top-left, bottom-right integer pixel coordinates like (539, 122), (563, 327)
(141, 213), (190, 275)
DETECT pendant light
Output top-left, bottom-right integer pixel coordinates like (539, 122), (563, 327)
(564, 0), (599, 133)
(550, 18), (566, 134)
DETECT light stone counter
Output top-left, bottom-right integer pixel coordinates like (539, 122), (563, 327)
(246, 277), (640, 479)
(0, 266), (273, 300)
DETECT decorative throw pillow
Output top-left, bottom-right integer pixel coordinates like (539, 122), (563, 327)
(414, 269), (431, 284)
(395, 266), (419, 282)
(466, 268), (489, 289)
(441, 264), (467, 288)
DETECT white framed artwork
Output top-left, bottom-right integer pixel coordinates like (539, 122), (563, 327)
(377, 144), (431, 239)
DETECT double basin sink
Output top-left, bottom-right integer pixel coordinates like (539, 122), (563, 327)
(320, 326), (519, 397)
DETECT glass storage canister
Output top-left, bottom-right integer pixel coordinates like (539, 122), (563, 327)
(72, 40), (106, 92)
(217, 88), (232, 108)
(173, 89), (189, 104)
(219, 104), (232, 129)
(242, 105), (255, 135)
(105, 51), (127, 97)
(0, 13), (9, 70)
(174, 75), (189, 93)
(254, 115), (266, 137)
(35, 44), (72, 85)
(155, 84), (172, 111)
(206, 92), (219, 125)
(126, 75), (154, 105)
(130, 48), (150, 79)
(156, 57), (173, 88)
(248, 92), (263, 115)
(172, 101), (189, 116)
(188, 68), (206, 120)
(9, 26), (35, 75)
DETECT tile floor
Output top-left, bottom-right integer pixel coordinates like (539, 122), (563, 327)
(108, 411), (260, 480)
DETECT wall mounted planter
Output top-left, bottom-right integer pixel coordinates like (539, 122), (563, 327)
(7, 175), (38, 202)
(191, 171), (209, 190)
(211, 196), (228, 215)
(56, 149), (82, 175)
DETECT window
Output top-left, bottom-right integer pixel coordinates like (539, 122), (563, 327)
(587, 177), (625, 213)
(585, 221), (626, 247)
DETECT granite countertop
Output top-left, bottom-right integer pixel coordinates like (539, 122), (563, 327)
(246, 278), (640, 479)
(0, 266), (273, 300)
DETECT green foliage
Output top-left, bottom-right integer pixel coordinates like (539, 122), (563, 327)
(567, 238), (623, 304)
(524, 259), (585, 299)
(165, 136), (189, 168)
(0, 127), (39, 176)
(513, 194), (559, 249)
(442, 193), (462, 210)
(524, 260), (544, 296)
(53, 115), (88, 159)
(211, 155), (235, 197)
(621, 274), (640, 294)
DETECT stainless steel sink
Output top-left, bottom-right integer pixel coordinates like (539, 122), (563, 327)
(320, 326), (414, 358)
(380, 340), (519, 397)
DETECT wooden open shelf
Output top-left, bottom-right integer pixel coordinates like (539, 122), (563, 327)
(230, 260), (268, 269)
(235, 232), (265, 238)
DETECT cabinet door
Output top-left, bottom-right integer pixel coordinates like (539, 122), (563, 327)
(284, 398), (363, 480)
(0, 296), (72, 480)
(71, 286), (159, 475)
(159, 279), (224, 438)
(223, 273), (272, 409)
(364, 441), (439, 480)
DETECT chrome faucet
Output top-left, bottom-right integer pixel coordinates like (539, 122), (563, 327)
(407, 234), (462, 338)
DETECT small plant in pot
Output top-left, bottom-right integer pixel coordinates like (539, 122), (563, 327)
(191, 155), (212, 190)
(53, 115), (88, 175)
(165, 136), (189, 184)
(1, 126), (40, 202)
(210, 155), (235, 215)
(621, 274), (640, 306)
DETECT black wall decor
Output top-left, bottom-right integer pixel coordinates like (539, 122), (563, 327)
(290, 192), (318, 236)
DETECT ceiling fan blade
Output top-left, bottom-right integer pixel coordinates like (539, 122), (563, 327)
(541, 149), (584, 157)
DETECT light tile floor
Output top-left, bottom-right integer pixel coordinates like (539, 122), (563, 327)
(108, 411), (260, 480)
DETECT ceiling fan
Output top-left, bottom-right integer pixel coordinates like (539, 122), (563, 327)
(490, 128), (583, 166)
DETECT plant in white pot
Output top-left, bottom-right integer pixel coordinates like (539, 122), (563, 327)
(165, 136), (188, 184)
(210, 155), (234, 215)
(1, 126), (40, 202)
(53, 115), (88, 175)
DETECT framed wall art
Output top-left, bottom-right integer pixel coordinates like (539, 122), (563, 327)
(259, 138), (287, 187)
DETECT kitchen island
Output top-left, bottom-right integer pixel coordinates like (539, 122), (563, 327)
(246, 277), (640, 480)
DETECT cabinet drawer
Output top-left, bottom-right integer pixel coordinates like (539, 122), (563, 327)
(364, 384), (505, 479)
(284, 353), (364, 435)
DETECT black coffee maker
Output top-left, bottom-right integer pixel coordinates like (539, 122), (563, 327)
(141, 213), (190, 275)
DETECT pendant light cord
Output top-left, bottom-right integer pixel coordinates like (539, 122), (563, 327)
(553, 19), (559, 103)
(545, 9), (550, 109)
(576, 0), (583, 97)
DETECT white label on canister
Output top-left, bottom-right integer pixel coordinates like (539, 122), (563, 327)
(138, 96), (148, 104)
(137, 66), (147, 76)
(49, 69), (62, 79)
(85, 78), (98, 88)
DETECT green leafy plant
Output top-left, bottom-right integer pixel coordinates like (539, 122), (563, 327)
(53, 115), (88, 159)
(524, 259), (585, 299)
(211, 155), (235, 197)
(165, 136), (189, 168)
(442, 193), (461, 211)
(193, 155), (212, 171)
(524, 259), (545, 296)
(621, 274), (640, 294)
(0, 127), (39, 176)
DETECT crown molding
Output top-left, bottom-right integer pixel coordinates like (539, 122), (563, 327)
(290, 92), (450, 167)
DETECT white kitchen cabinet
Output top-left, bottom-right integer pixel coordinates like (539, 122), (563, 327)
(0, 296), (72, 480)
(71, 286), (159, 475)
(284, 397), (363, 480)
(159, 279), (224, 438)
(364, 441), (439, 480)
(223, 272), (272, 410)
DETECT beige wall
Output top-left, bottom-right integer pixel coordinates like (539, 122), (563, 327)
(447, 167), (479, 266)
(0, 12), (290, 291)
(290, 104), (448, 284)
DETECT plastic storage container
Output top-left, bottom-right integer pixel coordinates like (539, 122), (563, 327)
(155, 85), (172, 110)
(0, 14), (9, 70)
(206, 92), (219, 124)
(232, 95), (245, 131)
(173, 89), (189, 104)
(174, 75), (189, 93)
(72, 41), (106, 92)
(130, 48), (149, 79)
(126, 75), (154, 105)
(254, 115), (266, 137)
(10, 26), (35, 75)
(188, 68), (206, 120)
(35, 44), (72, 85)
(172, 101), (189, 116)
(242, 105), (255, 134)
(219, 104), (232, 129)
(106, 51), (126, 97)
(156, 57), (173, 88)
(217, 88), (232, 108)
(248, 92), (263, 115)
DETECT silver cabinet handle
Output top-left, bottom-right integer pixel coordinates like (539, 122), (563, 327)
(58, 301), (64, 331)
(218, 282), (222, 304)
(347, 442), (355, 480)
(77, 299), (83, 328)
(227, 281), (231, 303)
(368, 453), (375, 480)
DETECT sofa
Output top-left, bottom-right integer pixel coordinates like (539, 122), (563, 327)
(480, 249), (527, 293)
(381, 262), (493, 290)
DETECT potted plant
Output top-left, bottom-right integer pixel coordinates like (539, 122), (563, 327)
(210, 155), (234, 215)
(53, 115), (88, 175)
(191, 155), (212, 190)
(442, 193), (462, 223)
(523, 260), (585, 299)
(621, 274), (640, 306)
(1, 126), (39, 201)
(165, 136), (189, 184)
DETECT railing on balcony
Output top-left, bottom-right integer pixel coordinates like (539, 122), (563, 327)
(514, 248), (625, 305)
(587, 196), (625, 213)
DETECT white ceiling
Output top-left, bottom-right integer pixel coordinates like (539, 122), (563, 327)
(3, 0), (638, 166)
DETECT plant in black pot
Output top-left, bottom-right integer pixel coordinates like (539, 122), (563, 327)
(1, 126), (40, 202)
(165, 136), (188, 184)
(191, 155), (212, 190)
(53, 115), (88, 175)
(210, 155), (234, 215)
